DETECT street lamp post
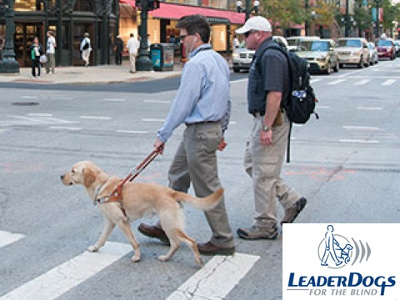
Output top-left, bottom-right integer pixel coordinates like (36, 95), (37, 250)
(135, 0), (160, 71)
(236, 0), (260, 21)
(0, 0), (20, 74)
(374, 0), (381, 38)
(344, 0), (350, 37)
(305, 0), (310, 36)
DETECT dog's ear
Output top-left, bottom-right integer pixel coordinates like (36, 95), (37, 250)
(83, 167), (96, 187)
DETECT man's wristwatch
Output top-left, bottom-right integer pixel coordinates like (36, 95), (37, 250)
(262, 124), (270, 132)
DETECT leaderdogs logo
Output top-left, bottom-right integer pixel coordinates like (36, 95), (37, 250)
(285, 224), (397, 298)
(318, 225), (370, 268)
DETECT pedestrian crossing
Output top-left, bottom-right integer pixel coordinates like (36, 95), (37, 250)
(310, 76), (400, 86)
(0, 230), (260, 300)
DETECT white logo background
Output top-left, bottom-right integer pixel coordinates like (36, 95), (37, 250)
(283, 223), (400, 299)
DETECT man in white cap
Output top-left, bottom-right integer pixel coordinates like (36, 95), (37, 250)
(235, 16), (307, 240)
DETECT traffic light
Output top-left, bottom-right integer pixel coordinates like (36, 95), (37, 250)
(136, 0), (160, 11)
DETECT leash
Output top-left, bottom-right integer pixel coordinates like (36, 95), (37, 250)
(109, 148), (161, 200)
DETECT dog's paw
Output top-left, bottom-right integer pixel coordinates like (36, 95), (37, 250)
(158, 255), (170, 262)
(131, 255), (140, 263)
(88, 245), (99, 252)
(196, 258), (205, 267)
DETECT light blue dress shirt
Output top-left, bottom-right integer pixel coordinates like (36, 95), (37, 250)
(157, 44), (231, 143)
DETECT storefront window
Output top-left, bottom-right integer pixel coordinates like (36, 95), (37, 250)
(74, 0), (94, 11)
(15, 0), (44, 11)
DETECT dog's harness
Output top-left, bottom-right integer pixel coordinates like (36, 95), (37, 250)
(93, 149), (161, 212)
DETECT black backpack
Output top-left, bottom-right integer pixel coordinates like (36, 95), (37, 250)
(255, 42), (319, 162)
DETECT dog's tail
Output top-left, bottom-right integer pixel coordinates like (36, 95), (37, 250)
(172, 187), (224, 211)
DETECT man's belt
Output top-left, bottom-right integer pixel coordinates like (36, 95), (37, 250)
(185, 120), (219, 126)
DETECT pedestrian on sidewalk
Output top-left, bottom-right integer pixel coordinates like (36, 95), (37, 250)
(138, 15), (235, 256)
(45, 30), (56, 74)
(80, 32), (92, 67)
(30, 36), (43, 78)
(126, 33), (139, 73)
(114, 35), (124, 65)
(235, 16), (307, 240)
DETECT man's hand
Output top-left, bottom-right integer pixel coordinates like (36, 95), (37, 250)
(154, 138), (165, 154)
(260, 129), (273, 146)
(218, 138), (227, 151)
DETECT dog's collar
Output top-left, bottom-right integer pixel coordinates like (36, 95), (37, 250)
(93, 183), (106, 206)
(93, 182), (123, 206)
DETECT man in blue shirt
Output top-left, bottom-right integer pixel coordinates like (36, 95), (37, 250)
(138, 15), (235, 256)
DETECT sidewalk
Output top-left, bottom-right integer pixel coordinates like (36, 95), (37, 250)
(0, 63), (183, 85)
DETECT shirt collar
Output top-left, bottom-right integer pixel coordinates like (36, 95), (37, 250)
(189, 43), (212, 58)
(255, 36), (274, 56)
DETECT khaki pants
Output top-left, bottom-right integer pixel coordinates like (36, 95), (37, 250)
(244, 111), (301, 228)
(81, 49), (90, 65)
(46, 53), (55, 74)
(168, 122), (234, 248)
(129, 52), (137, 72)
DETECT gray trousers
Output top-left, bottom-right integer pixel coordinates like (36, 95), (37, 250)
(168, 122), (234, 248)
(244, 111), (301, 228)
(46, 53), (55, 74)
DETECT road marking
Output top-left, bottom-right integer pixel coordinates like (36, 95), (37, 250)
(116, 130), (148, 134)
(317, 105), (330, 109)
(343, 126), (379, 131)
(356, 106), (383, 111)
(144, 100), (171, 104)
(26, 113), (53, 117)
(310, 78), (323, 84)
(231, 78), (248, 83)
(0, 242), (132, 300)
(21, 96), (38, 99)
(166, 253), (260, 300)
(354, 79), (371, 86)
(0, 231), (25, 249)
(340, 139), (379, 143)
(80, 116), (112, 120)
(49, 126), (82, 131)
(102, 98), (126, 102)
(327, 79), (346, 85)
(142, 118), (165, 122)
(382, 79), (396, 86)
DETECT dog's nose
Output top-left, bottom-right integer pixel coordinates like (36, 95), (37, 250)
(60, 175), (64, 180)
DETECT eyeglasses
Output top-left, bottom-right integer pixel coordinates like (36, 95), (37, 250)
(244, 31), (257, 38)
(180, 34), (191, 41)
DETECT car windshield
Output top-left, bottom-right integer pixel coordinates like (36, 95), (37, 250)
(299, 41), (329, 51)
(337, 40), (361, 47)
(377, 40), (392, 46)
(287, 39), (299, 46)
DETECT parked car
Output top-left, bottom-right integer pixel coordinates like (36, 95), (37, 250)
(286, 36), (320, 52)
(368, 42), (379, 65)
(296, 39), (339, 74)
(395, 40), (400, 57)
(376, 38), (396, 60)
(232, 36), (288, 73)
(335, 38), (370, 68)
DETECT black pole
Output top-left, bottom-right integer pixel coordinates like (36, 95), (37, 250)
(305, 0), (309, 36)
(245, 0), (251, 21)
(137, 0), (152, 71)
(56, 0), (62, 66)
(0, 0), (19, 74)
(375, 0), (380, 38)
(345, 0), (349, 37)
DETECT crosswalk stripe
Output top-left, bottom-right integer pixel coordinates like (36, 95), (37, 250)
(327, 79), (346, 85)
(354, 79), (371, 86)
(382, 79), (396, 86)
(0, 242), (132, 300)
(0, 231), (25, 249)
(166, 253), (260, 300)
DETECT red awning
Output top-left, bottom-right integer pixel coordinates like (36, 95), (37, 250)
(120, 0), (136, 6)
(148, 2), (245, 25)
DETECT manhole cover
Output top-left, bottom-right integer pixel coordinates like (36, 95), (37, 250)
(12, 102), (39, 106)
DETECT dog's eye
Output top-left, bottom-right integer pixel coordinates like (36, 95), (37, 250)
(71, 169), (75, 173)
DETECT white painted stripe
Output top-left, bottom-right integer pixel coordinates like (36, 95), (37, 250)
(142, 118), (165, 122)
(49, 126), (82, 131)
(229, 121), (237, 125)
(356, 106), (383, 111)
(144, 100), (171, 104)
(327, 79), (346, 85)
(21, 96), (38, 99)
(310, 78), (322, 84)
(102, 98), (126, 102)
(80, 116), (112, 120)
(340, 139), (380, 143)
(354, 79), (371, 86)
(0, 242), (132, 300)
(316, 105), (330, 109)
(0, 231), (25, 248)
(382, 79), (396, 86)
(116, 130), (148, 134)
(26, 113), (53, 117)
(231, 78), (248, 83)
(343, 126), (379, 131)
(166, 253), (260, 300)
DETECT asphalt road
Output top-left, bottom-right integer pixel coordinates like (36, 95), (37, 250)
(1, 59), (400, 300)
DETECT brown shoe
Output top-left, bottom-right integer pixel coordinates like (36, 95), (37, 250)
(138, 223), (170, 245)
(281, 197), (307, 225)
(197, 241), (235, 256)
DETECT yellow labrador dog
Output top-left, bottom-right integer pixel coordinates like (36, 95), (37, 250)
(60, 161), (223, 266)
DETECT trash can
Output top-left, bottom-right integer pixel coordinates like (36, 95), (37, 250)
(150, 43), (174, 71)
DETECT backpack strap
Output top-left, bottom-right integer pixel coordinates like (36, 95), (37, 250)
(255, 43), (293, 163)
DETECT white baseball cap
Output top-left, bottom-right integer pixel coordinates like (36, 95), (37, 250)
(235, 16), (272, 34)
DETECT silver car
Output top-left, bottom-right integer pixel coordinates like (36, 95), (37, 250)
(296, 39), (339, 74)
(368, 42), (379, 65)
(335, 38), (370, 68)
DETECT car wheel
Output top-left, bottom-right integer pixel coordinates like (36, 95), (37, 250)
(358, 56), (364, 68)
(339, 63), (344, 68)
(325, 62), (331, 75)
(364, 56), (370, 67)
(233, 67), (240, 73)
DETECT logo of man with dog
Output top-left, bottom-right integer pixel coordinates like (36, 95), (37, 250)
(318, 225), (353, 268)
